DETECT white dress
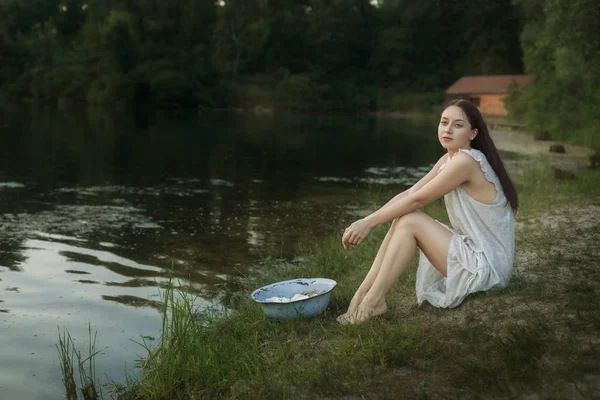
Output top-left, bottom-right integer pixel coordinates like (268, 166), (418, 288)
(415, 148), (515, 308)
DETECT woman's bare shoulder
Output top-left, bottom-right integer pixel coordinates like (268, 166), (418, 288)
(449, 151), (479, 168)
(434, 153), (450, 167)
(446, 151), (485, 179)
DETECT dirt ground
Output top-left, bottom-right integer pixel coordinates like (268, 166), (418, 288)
(491, 129), (594, 158)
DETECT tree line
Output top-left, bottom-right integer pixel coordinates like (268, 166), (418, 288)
(0, 0), (597, 143)
(505, 0), (599, 147)
(0, 0), (524, 111)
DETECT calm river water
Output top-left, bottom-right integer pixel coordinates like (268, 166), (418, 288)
(0, 104), (441, 399)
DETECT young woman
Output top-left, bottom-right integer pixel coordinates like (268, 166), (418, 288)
(338, 99), (518, 324)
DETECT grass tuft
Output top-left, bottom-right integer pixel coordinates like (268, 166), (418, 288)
(57, 328), (78, 400)
(56, 323), (102, 400)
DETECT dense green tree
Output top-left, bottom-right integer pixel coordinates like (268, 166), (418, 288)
(306, 0), (375, 76)
(213, 0), (310, 80)
(454, 0), (524, 76)
(372, 0), (522, 88)
(506, 0), (599, 146)
(0, 0), (528, 112)
(54, 0), (87, 37)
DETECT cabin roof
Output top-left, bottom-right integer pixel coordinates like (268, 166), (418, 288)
(446, 75), (532, 94)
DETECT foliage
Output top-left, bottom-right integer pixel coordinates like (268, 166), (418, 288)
(0, 0), (524, 111)
(505, 0), (600, 149)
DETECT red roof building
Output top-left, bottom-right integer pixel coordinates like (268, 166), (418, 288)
(446, 75), (532, 116)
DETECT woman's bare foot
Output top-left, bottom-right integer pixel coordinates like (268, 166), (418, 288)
(338, 299), (388, 325)
(336, 290), (368, 324)
(336, 313), (351, 324)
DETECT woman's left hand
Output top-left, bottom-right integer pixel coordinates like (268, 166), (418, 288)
(342, 219), (372, 250)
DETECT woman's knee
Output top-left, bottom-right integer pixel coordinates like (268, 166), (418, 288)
(393, 211), (425, 233)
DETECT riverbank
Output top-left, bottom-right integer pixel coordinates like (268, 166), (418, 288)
(96, 128), (600, 400)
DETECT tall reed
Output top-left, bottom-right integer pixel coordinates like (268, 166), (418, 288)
(56, 323), (102, 400)
(56, 328), (78, 400)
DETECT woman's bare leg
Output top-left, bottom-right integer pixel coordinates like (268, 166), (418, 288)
(343, 211), (452, 324)
(336, 220), (399, 323)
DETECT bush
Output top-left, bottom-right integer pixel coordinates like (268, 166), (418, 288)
(274, 73), (321, 111)
(87, 74), (133, 107)
(375, 86), (445, 113)
(150, 70), (196, 108)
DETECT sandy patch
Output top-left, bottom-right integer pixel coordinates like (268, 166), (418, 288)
(490, 129), (594, 157)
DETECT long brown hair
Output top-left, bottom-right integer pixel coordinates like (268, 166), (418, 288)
(443, 99), (519, 211)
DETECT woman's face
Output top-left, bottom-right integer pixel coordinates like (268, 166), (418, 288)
(438, 105), (477, 151)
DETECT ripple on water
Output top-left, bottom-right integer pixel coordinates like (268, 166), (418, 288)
(30, 231), (86, 243)
(314, 177), (353, 183)
(210, 178), (235, 187)
(57, 184), (209, 197)
(24, 239), (164, 274)
(0, 181), (26, 189)
(64, 269), (91, 275)
(314, 164), (434, 186)
(0, 204), (159, 244)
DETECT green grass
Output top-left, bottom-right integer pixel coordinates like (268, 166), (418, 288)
(109, 161), (600, 400)
(56, 323), (102, 400)
(57, 328), (78, 400)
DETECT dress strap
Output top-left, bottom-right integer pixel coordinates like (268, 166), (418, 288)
(458, 148), (502, 193)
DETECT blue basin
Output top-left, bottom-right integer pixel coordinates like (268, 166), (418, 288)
(250, 278), (337, 319)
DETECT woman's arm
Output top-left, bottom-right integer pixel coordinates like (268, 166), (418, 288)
(366, 153), (474, 226)
(376, 154), (449, 212)
(342, 153), (476, 247)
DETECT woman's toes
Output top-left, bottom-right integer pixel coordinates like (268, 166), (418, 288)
(350, 302), (387, 324)
(336, 313), (349, 324)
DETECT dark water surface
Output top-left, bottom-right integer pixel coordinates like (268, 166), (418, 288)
(0, 104), (441, 399)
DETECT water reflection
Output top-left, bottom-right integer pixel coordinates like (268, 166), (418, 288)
(0, 105), (441, 399)
(101, 294), (163, 310)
